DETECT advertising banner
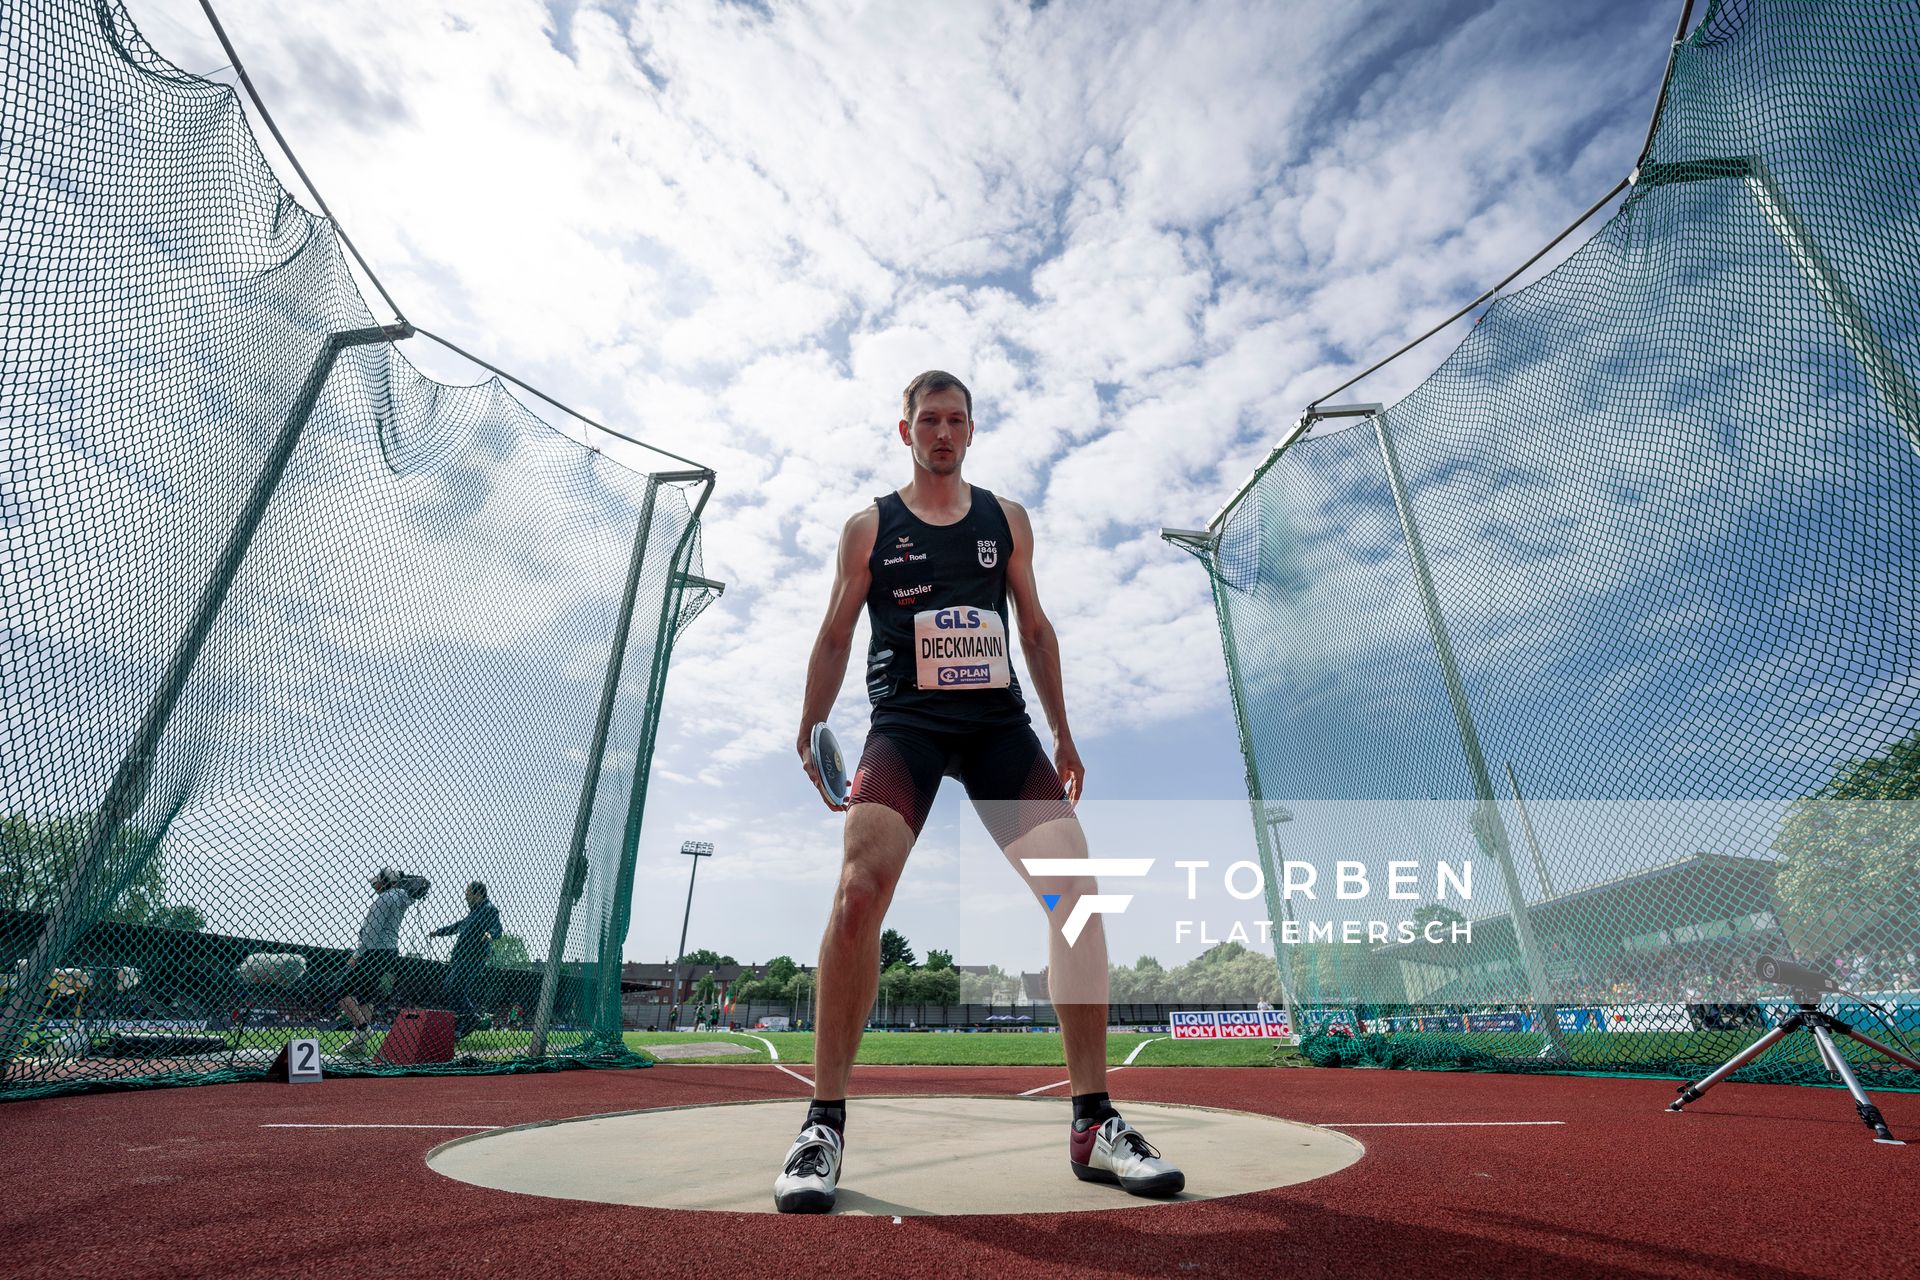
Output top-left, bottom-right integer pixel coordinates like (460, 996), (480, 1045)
(1170, 1009), (1292, 1038)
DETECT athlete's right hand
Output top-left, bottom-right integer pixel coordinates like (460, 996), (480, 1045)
(798, 732), (849, 813)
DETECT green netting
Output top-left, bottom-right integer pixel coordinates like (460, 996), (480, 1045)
(1180, 0), (1920, 1086)
(1, 0), (719, 1100)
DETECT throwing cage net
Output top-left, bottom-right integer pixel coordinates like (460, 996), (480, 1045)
(1, 0), (719, 1099)
(1174, 0), (1920, 1085)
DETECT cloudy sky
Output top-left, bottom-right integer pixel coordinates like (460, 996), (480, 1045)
(120, 0), (1682, 971)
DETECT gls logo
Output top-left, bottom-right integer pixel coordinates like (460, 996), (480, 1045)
(1018, 859), (1154, 945)
(934, 608), (983, 630)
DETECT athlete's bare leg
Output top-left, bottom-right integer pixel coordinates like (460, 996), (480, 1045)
(811, 802), (916, 1100)
(1001, 816), (1108, 1096)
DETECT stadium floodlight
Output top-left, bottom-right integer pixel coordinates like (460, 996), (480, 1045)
(668, 842), (715, 1028)
(1259, 805), (1299, 1039)
(1633, 156), (1920, 456)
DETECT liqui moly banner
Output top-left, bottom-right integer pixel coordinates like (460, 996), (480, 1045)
(1170, 1009), (1292, 1039)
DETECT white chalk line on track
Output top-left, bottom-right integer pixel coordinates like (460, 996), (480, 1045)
(661, 1031), (813, 1086)
(1019, 1067), (1126, 1097)
(1314, 1121), (1566, 1128)
(1124, 1037), (1167, 1065)
(1014, 1037), (1166, 1094)
(261, 1124), (498, 1130)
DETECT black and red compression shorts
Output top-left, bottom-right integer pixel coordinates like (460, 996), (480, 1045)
(847, 721), (1075, 847)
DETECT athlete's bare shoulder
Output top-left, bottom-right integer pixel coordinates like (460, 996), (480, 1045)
(995, 494), (1035, 546)
(841, 503), (879, 557)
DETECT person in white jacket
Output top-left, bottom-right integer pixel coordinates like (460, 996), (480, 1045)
(336, 868), (419, 1054)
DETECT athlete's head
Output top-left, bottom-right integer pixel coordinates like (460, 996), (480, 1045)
(899, 370), (973, 476)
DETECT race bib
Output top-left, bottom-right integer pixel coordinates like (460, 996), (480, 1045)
(914, 606), (1011, 690)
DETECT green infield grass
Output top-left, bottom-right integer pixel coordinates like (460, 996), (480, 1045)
(621, 1029), (1304, 1067)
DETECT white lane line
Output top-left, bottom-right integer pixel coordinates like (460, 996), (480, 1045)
(1315, 1121), (1566, 1128)
(1018, 1067), (1125, 1097)
(679, 1031), (808, 1085)
(1123, 1037), (1166, 1065)
(261, 1123), (498, 1130)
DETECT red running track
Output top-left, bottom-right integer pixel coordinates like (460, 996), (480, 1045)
(0, 1065), (1913, 1279)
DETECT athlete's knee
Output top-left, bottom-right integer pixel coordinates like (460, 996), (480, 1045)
(832, 859), (895, 933)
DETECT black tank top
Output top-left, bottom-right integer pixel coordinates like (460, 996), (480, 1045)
(864, 485), (1028, 730)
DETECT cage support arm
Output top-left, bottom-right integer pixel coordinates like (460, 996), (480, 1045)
(0, 324), (409, 1073)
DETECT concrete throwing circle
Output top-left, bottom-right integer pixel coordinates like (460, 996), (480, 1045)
(427, 1095), (1363, 1216)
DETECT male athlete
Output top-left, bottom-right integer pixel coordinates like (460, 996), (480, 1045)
(777, 370), (1183, 1213)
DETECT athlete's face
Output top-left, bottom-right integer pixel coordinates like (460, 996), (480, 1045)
(900, 386), (972, 475)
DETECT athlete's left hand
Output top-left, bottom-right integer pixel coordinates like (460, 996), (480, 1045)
(1055, 736), (1085, 806)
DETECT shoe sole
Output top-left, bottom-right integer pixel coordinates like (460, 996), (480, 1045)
(1070, 1161), (1185, 1197)
(774, 1187), (836, 1214)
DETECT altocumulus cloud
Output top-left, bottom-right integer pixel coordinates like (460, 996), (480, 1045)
(127, 0), (1674, 961)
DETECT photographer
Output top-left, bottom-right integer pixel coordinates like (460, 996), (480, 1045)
(429, 881), (501, 1042)
(337, 867), (427, 1055)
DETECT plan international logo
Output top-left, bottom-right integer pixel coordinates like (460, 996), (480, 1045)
(1019, 858), (1153, 944)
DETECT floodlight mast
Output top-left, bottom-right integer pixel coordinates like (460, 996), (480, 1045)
(669, 841), (715, 1027)
(1262, 804), (1301, 1039)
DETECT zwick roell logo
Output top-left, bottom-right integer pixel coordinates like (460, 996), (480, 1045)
(1018, 859), (1155, 944)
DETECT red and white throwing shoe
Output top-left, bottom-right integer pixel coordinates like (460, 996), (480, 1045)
(1069, 1115), (1185, 1196)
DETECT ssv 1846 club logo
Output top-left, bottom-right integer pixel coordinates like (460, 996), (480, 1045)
(1018, 858), (1154, 944)
(977, 539), (998, 568)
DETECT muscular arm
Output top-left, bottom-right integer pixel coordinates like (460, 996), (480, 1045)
(796, 505), (877, 808)
(1000, 498), (1084, 803)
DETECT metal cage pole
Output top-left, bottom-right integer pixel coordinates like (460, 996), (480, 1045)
(597, 476), (721, 1037)
(1634, 155), (1920, 455)
(1371, 409), (1570, 1059)
(0, 324), (410, 1073)
(528, 471), (670, 1057)
(1161, 524), (1300, 1037)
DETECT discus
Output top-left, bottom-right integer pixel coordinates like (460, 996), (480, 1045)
(809, 721), (850, 807)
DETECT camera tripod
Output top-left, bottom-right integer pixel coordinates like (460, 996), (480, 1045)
(1667, 993), (1920, 1144)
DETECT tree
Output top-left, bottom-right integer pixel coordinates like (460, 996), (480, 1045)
(490, 934), (531, 968)
(878, 960), (915, 1008)
(1412, 904), (1467, 934)
(958, 964), (1016, 1003)
(765, 954), (799, 986)
(879, 928), (915, 970)
(1110, 954), (1170, 1002)
(680, 948), (735, 965)
(693, 972), (717, 1007)
(925, 948), (954, 972)
(0, 813), (203, 929)
(909, 966), (960, 1004)
(1772, 730), (1920, 953)
(1163, 942), (1280, 1004)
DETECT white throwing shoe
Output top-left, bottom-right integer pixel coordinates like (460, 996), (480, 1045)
(1069, 1114), (1185, 1196)
(773, 1123), (843, 1213)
